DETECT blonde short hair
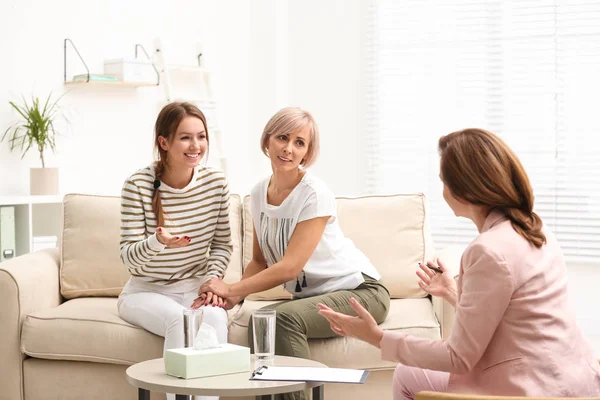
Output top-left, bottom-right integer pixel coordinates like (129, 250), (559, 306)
(260, 107), (320, 168)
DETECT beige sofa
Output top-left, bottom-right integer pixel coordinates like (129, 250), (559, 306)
(0, 193), (461, 400)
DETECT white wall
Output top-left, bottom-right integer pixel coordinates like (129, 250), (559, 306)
(287, 0), (370, 196)
(224, 0), (371, 196)
(0, 0), (368, 198)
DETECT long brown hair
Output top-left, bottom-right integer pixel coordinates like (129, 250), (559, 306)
(153, 102), (209, 227)
(439, 128), (546, 248)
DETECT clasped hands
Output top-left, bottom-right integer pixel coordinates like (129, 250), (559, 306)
(191, 277), (237, 310)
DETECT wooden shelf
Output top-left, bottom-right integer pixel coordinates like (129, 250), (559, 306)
(64, 81), (158, 88)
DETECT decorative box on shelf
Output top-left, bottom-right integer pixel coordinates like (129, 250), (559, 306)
(103, 58), (157, 84)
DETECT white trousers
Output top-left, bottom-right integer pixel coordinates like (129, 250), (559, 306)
(118, 285), (228, 400)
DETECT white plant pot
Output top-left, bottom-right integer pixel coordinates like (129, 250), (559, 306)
(30, 168), (59, 195)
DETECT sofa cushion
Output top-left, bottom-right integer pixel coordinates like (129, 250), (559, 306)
(228, 298), (440, 370)
(21, 297), (242, 365)
(224, 195), (243, 285)
(60, 194), (128, 299)
(60, 193), (243, 299)
(242, 193), (434, 300)
(336, 194), (435, 298)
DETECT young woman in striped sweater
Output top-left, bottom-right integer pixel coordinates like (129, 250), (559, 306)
(118, 102), (233, 375)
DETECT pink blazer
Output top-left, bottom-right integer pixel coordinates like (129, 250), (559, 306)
(381, 210), (600, 396)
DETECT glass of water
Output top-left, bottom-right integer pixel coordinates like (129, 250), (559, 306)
(183, 308), (203, 348)
(252, 309), (276, 366)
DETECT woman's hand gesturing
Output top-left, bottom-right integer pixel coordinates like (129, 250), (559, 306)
(156, 227), (191, 248)
(416, 258), (455, 299)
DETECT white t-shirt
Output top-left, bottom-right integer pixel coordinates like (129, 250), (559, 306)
(250, 172), (381, 298)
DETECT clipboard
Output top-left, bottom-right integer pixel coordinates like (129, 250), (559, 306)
(249, 365), (370, 384)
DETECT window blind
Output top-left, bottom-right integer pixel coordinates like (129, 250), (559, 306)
(366, 0), (600, 263)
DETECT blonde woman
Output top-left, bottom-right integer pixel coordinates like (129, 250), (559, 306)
(318, 129), (600, 399)
(198, 107), (390, 400)
(119, 102), (232, 400)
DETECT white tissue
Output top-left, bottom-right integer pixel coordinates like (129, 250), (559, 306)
(193, 322), (220, 350)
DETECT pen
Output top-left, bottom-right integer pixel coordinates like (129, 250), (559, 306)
(419, 262), (443, 274)
(251, 365), (267, 378)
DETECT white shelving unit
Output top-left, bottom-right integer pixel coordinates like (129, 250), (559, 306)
(0, 196), (62, 260)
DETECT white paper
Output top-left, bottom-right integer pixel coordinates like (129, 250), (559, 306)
(250, 366), (368, 384)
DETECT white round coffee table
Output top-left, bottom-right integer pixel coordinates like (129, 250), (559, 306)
(126, 355), (327, 400)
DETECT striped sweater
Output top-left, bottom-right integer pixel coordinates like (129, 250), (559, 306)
(120, 164), (233, 288)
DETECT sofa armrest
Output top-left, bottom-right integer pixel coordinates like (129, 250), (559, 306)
(431, 245), (463, 340)
(0, 248), (62, 400)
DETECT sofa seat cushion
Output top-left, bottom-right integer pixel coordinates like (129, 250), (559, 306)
(21, 297), (163, 364)
(228, 298), (440, 370)
(21, 297), (242, 365)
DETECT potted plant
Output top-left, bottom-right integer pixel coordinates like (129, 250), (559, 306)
(1, 93), (66, 195)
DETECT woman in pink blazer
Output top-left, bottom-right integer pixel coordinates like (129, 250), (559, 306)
(318, 128), (600, 399)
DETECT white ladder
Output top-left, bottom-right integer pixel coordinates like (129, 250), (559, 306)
(152, 39), (227, 174)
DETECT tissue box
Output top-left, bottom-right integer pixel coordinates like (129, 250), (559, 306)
(164, 344), (251, 379)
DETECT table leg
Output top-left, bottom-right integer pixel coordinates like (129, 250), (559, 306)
(312, 384), (324, 400)
(175, 395), (192, 400)
(138, 388), (150, 400)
